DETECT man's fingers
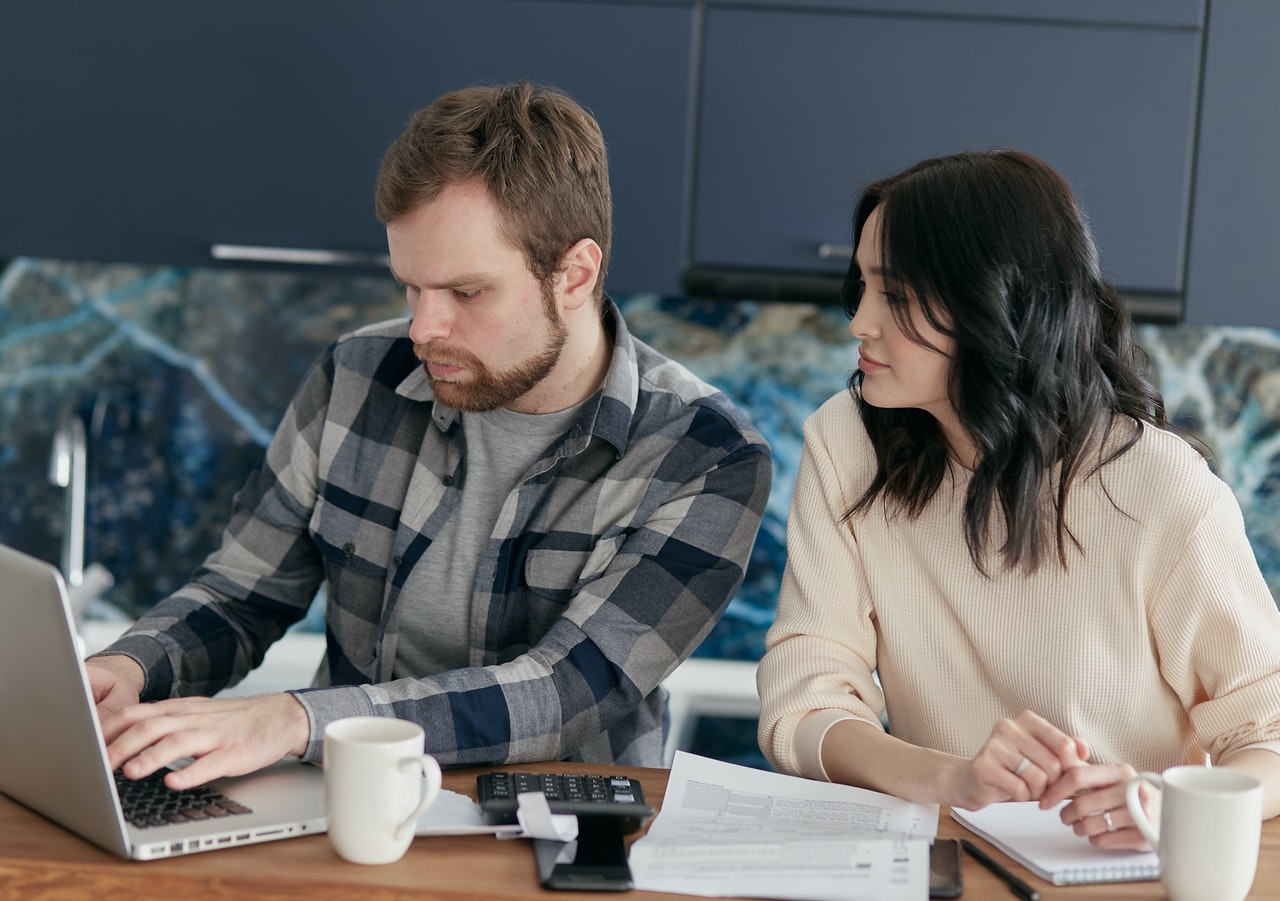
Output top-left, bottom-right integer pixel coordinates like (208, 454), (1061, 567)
(107, 701), (220, 773)
(107, 694), (309, 788)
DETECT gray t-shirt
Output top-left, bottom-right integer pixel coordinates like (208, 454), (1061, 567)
(392, 401), (585, 678)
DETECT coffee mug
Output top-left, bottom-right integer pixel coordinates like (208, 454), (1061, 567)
(323, 716), (443, 864)
(1125, 765), (1262, 901)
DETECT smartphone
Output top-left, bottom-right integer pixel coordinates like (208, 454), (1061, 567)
(930, 838), (964, 898)
(533, 817), (634, 892)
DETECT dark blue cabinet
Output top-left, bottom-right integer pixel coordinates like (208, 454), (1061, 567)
(686, 1), (1204, 320)
(0, 0), (695, 295)
(1184, 0), (1280, 327)
(4, 0), (1277, 327)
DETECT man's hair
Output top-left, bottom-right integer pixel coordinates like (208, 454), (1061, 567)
(375, 82), (611, 300)
(841, 149), (1168, 573)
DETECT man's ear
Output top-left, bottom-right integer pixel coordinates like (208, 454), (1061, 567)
(558, 238), (603, 312)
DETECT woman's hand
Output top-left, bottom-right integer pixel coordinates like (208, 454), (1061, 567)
(1044, 762), (1155, 851)
(949, 710), (1089, 810)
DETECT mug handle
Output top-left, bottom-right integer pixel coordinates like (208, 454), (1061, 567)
(395, 753), (443, 841)
(1125, 771), (1163, 850)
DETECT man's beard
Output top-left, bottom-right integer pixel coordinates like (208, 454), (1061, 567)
(414, 287), (569, 412)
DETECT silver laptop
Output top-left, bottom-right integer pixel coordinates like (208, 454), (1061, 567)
(0, 543), (326, 859)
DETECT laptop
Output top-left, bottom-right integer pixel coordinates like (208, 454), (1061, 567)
(0, 543), (327, 859)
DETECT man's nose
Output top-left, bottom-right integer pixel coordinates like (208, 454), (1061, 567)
(408, 292), (451, 344)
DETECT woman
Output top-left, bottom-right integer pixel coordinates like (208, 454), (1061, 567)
(757, 149), (1280, 850)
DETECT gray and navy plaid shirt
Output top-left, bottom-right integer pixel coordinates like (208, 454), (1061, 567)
(106, 300), (771, 767)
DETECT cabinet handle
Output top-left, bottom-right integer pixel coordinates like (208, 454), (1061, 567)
(817, 243), (854, 261)
(211, 244), (390, 268)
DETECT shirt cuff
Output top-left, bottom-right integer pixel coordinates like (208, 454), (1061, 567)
(287, 684), (377, 763)
(89, 633), (175, 700)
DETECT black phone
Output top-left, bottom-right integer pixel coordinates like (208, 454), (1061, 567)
(930, 838), (964, 898)
(533, 816), (634, 892)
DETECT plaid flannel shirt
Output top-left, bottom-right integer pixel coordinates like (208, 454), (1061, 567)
(106, 300), (771, 767)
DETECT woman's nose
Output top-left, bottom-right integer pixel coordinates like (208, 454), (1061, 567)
(849, 301), (881, 341)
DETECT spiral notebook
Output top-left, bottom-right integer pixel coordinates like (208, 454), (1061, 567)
(952, 801), (1160, 885)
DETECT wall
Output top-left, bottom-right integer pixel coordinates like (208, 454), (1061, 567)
(2, 258), (1278, 662)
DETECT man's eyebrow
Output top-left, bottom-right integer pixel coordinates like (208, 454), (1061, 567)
(386, 267), (491, 289)
(438, 273), (489, 288)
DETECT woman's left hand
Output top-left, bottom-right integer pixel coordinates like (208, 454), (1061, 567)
(1043, 762), (1154, 851)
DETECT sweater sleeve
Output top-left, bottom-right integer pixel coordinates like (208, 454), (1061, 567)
(757, 398), (886, 779)
(1147, 475), (1280, 761)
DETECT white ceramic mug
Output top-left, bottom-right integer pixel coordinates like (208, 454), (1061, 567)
(323, 716), (443, 865)
(1125, 765), (1262, 901)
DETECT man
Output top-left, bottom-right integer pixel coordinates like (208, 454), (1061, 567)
(87, 83), (771, 790)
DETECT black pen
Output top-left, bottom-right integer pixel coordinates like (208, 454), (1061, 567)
(960, 838), (1040, 901)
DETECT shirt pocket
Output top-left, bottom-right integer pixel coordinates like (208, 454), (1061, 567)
(313, 529), (389, 670)
(522, 537), (621, 642)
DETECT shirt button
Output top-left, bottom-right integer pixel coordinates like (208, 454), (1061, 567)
(393, 555), (404, 567)
(442, 475), (454, 487)
(342, 542), (355, 556)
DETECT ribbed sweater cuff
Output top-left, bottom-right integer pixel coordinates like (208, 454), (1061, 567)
(794, 709), (877, 782)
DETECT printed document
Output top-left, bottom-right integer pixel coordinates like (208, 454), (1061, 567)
(628, 751), (938, 901)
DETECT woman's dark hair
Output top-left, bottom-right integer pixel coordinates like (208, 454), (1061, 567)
(841, 149), (1168, 573)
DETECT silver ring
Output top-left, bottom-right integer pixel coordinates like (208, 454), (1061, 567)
(1013, 756), (1031, 777)
(1103, 811), (1115, 832)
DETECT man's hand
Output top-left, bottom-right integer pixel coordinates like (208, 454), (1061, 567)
(85, 655), (147, 743)
(104, 693), (312, 791)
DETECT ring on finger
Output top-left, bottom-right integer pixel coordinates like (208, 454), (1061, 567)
(1013, 756), (1032, 777)
(1102, 811), (1115, 832)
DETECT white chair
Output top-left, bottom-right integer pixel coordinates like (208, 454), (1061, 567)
(661, 657), (761, 765)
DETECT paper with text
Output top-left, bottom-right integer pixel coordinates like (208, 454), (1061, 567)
(628, 752), (939, 900)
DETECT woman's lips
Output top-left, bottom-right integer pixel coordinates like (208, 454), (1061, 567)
(858, 351), (888, 373)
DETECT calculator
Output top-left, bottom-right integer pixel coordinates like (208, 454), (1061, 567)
(475, 771), (654, 834)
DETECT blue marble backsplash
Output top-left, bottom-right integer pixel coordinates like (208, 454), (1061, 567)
(3, 257), (1279, 661)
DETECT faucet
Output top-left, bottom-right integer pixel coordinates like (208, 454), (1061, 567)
(49, 409), (113, 622)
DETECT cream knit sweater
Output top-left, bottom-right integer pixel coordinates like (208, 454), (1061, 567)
(758, 391), (1280, 781)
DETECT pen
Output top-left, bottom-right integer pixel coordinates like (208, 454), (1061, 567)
(961, 838), (1040, 901)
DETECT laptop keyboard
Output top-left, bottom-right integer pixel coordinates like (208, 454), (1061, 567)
(114, 769), (253, 829)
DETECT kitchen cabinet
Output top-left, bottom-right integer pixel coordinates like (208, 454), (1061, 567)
(7, 0), (1280, 326)
(1183, 0), (1280, 327)
(0, 0), (695, 295)
(685, 1), (1204, 321)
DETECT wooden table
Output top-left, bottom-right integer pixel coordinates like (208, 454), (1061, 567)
(1, 760), (1276, 900)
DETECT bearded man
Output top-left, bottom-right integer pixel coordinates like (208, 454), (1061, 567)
(87, 83), (771, 786)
